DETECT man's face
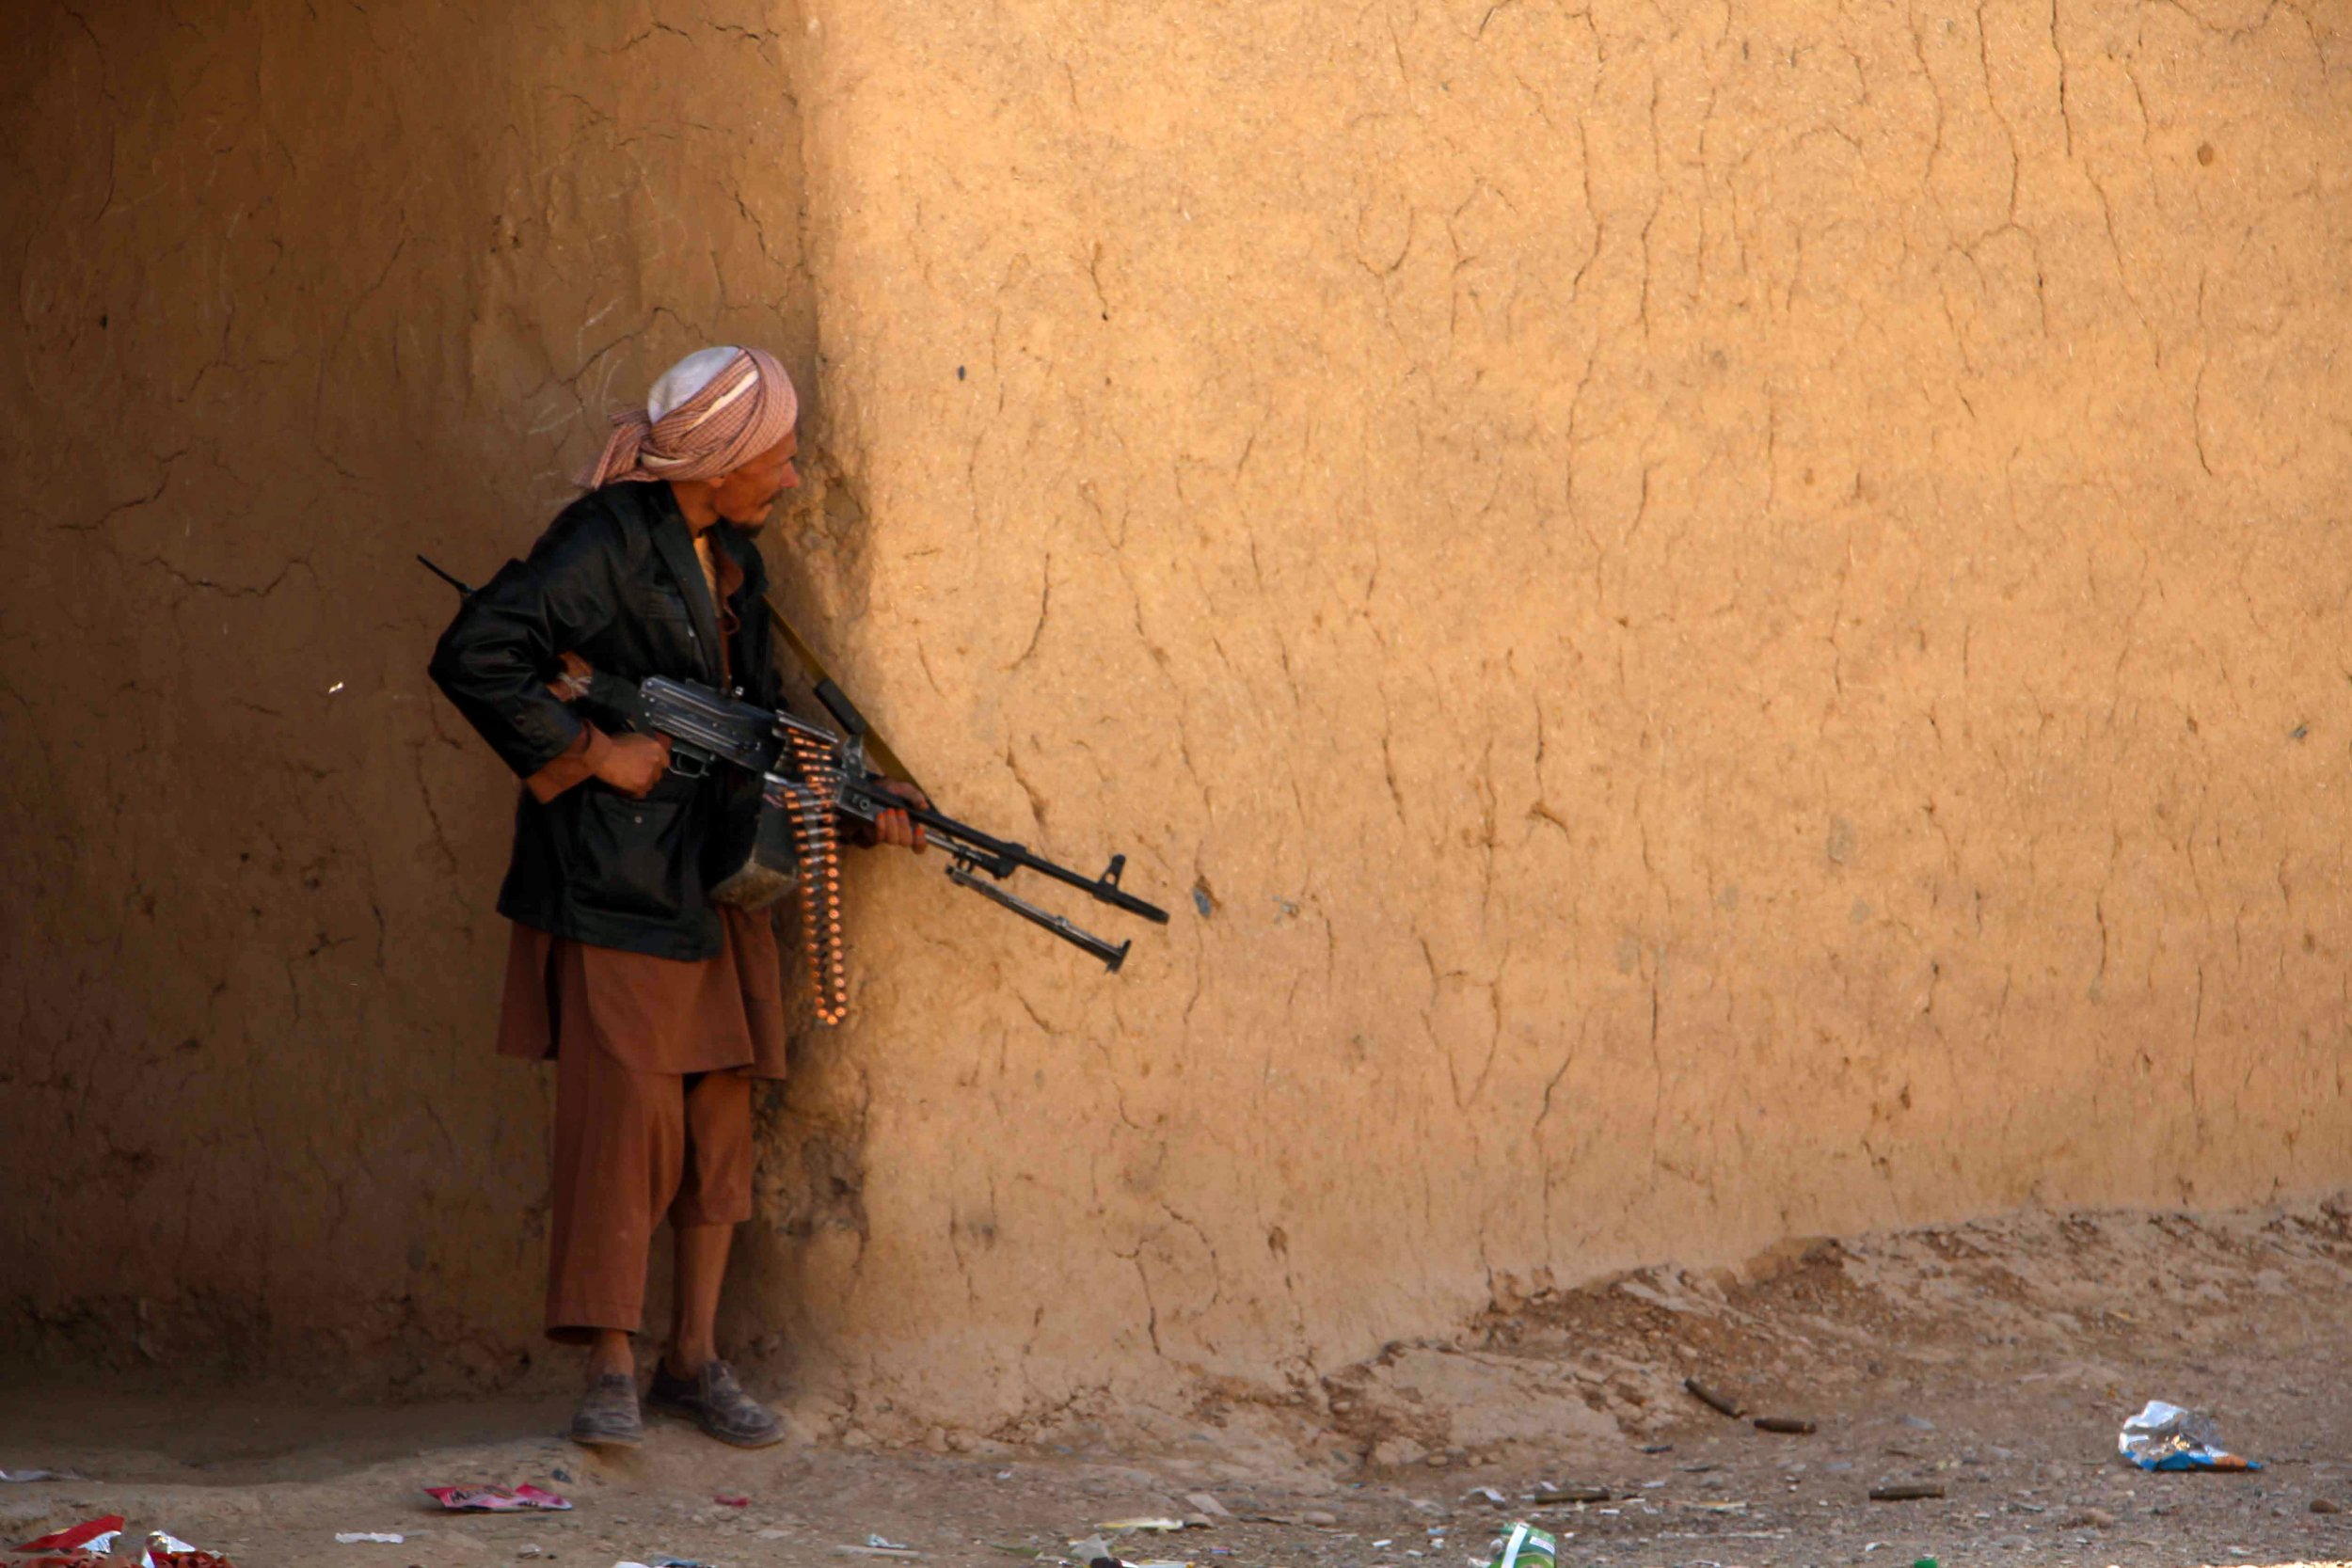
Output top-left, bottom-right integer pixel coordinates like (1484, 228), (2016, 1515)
(710, 431), (801, 530)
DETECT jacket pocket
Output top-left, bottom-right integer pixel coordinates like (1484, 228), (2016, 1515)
(570, 792), (691, 920)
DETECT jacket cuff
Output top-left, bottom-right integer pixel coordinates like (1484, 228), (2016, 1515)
(524, 722), (610, 804)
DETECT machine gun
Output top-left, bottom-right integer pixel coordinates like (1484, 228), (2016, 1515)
(420, 555), (1168, 1021)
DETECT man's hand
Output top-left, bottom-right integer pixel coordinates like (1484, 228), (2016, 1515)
(595, 733), (672, 799)
(873, 778), (930, 852)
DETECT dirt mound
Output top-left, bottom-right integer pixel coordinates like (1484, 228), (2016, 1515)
(1312, 1197), (2352, 1471)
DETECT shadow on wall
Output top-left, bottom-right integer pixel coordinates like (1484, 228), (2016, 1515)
(0, 0), (859, 1392)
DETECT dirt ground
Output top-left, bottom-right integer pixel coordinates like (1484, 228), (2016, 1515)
(5, 1200), (2349, 1568)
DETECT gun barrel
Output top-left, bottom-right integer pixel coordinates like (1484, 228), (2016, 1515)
(416, 554), (476, 596)
(908, 805), (1170, 925)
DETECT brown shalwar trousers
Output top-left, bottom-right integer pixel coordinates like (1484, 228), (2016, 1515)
(500, 911), (789, 1346)
(546, 1040), (753, 1343)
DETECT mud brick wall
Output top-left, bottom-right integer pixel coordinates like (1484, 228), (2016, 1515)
(6, 0), (2348, 1434)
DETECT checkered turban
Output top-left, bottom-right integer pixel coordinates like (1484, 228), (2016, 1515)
(580, 346), (799, 488)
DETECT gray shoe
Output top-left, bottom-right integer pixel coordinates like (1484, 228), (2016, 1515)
(647, 1357), (785, 1448)
(569, 1371), (644, 1449)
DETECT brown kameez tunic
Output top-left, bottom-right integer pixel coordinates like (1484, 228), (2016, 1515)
(496, 531), (788, 1341)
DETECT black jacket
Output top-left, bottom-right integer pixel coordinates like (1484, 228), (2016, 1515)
(428, 482), (783, 960)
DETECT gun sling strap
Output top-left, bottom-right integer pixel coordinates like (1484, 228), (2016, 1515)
(761, 596), (921, 789)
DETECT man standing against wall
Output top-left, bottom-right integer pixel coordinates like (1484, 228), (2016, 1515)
(429, 348), (922, 1449)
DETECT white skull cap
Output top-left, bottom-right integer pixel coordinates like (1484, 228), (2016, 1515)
(646, 346), (746, 421)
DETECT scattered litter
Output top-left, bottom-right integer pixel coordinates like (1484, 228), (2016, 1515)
(1099, 1519), (1188, 1532)
(868, 1536), (914, 1551)
(0, 1468), (85, 1482)
(424, 1484), (574, 1511)
(1676, 1502), (1748, 1514)
(1683, 1378), (1745, 1418)
(1465, 1487), (1507, 1508)
(986, 1546), (1043, 1559)
(334, 1533), (406, 1544)
(143, 1530), (239, 1568)
(1184, 1495), (1232, 1519)
(1638, 1443), (1674, 1455)
(1298, 1510), (1338, 1528)
(713, 1493), (750, 1508)
(1862, 1542), (1887, 1553)
(1753, 1416), (1817, 1435)
(654, 1559), (714, 1567)
(1528, 1487), (1609, 1505)
(551, 1466), (574, 1483)
(612, 1561), (652, 1568)
(327, 681), (345, 694)
(1868, 1484), (1945, 1501)
(832, 1556), (918, 1565)
(2313, 1498), (2343, 1514)
(19, 1516), (126, 1554)
(2118, 1401), (2261, 1471)
(1914, 1558), (1939, 1568)
(1482, 1522), (1557, 1568)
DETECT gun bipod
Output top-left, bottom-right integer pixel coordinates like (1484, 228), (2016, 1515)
(943, 854), (1132, 972)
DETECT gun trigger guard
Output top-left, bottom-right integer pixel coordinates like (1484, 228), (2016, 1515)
(669, 748), (708, 780)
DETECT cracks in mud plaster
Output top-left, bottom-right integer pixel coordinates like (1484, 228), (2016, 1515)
(144, 552), (316, 603)
(57, 450), (191, 536)
(1008, 553), (1053, 671)
(1973, 0), (2025, 236)
(1002, 743), (1052, 832)
(2189, 267), (2220, 478)
(2146, 0), (2291, 41)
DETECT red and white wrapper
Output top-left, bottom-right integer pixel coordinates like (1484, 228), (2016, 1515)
(18, 1514), (125, 1554)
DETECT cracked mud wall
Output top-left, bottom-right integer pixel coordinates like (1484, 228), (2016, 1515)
(7, 0), (2352, 1433)
(766, 0), (2352, 1434)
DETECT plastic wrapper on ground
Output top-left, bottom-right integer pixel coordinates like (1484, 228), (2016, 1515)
(2118, 1401), (2263, 1471)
